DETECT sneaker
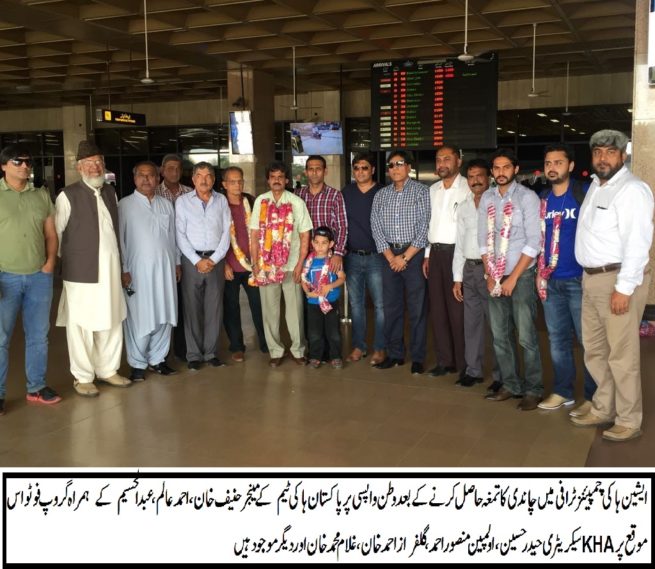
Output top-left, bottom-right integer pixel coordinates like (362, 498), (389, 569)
(148, 362), (177, 376)
(602, 424), (642, 442)
(538, 393), (575, 410)
(96, 374), (131, 388)
(26, 386), (62, 405)
(309, 359), (321, 369)
(569, 400), (592, 417)
(208, 358), (226, 367)
(188, 360), (202, 371)
(456, 374), (484, 387)
(73, 381), (99, 397)
(331, 359), (343, 369)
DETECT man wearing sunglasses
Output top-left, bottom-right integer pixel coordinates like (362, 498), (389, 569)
(342, 152), (385, 366)
(370, 150), (430, 375)
(55, 140), (131, 397)
(0, 145), (62, 413)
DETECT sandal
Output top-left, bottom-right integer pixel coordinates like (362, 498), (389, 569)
(370, 350), (386, 366)
(346, 348), (367, 362)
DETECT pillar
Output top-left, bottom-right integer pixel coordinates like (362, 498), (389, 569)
(62, 105), (88, 186)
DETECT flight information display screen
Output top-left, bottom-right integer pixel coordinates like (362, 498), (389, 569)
(370, 55), (498, 150)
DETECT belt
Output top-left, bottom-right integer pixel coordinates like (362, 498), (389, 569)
(387, 242), (411, 249)
(430, 242), (455, 250)
(195, 250), (215, 257)
(465, 259), (483, 266)
(350, 249), (373, 256)
(583, 263), (621, 275)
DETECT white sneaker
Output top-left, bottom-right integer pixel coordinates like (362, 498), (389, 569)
(569, 400), (592, 417)
(537, 393), (574, 410)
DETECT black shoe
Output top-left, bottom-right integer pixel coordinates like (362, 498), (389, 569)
(428, 365), (457, 377)
(487, 380), (503, 393)
(375, 357), (405, 369)
(208, 358), (226, 367)
(188, 360), (202, 371)
(411, 362), (424, 375)
(457, 374), (484, 387)
(148, 362), (177, 376)
(129, 368), (147, 382)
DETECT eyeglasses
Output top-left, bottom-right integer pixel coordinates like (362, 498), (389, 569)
(10, 158), (32, 167)
(353, 165), (370, 172)
(387, 160), (407, 169)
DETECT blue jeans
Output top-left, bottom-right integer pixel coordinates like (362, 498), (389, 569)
(345, 253), (385, 352)
(542, 276), (597, 401)
(488, 267), (543, 397)
(0, 271), (53, 397)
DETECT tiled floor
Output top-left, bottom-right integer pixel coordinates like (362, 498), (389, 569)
(1, 285), (652, 468)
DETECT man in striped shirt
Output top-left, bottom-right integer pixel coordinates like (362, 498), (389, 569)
(370, 149), (430, 375)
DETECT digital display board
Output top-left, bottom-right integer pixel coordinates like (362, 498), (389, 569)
(371, 55), (498, 150)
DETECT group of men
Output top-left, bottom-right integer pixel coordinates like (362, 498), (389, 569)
(0, 129), (652, 443)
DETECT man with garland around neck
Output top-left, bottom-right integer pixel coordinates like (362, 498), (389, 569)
(572, 129), (653, 442)
(220, 166), (268, 362)
(480, 148), (543, 411)
(536, 144), (597, 415)
(249, 161), (313, 368)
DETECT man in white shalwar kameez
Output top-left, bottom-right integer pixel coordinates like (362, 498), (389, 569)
(119, 161), (179, 381)
(55, 140), (131, 397)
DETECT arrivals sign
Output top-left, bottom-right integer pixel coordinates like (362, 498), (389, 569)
(97, 108), (146, 126)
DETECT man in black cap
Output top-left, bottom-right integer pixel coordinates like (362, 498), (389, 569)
(55, 140), (131, 397)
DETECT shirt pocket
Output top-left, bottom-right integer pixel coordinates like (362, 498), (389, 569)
(155, 212), (172, 237)
(589, 207), (617, 233)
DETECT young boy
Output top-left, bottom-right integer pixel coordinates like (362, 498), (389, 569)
(301, 226), (346, 369)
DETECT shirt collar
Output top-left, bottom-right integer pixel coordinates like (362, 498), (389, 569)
(493, 180), (518, 199)
(0, 177), (35, 192)
(591, 165), (629, 188)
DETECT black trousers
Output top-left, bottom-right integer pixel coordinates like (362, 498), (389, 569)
(223, 271), (268, 353)
(306, 303), (342, 361)
(381, 248), (427, 363)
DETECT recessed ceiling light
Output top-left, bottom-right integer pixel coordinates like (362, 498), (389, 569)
(537, 113), (547, 117)
(563, 124), (570, 127)
(507, 130), (515, 134)
(550, 119), (560, 123)
(579, 131), (586, 135)
(519, 134), (527, 137)
(627, 108), (633, 113)
(497, 127), (502, 131)
(570, 128), (576, 132)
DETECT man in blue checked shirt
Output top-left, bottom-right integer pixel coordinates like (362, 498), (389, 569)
(370, 150), (430, 376)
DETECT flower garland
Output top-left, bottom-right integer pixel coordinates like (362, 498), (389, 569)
(537, 197), (562, 301)
(301, 252), (333, 313)
(485, 200), (513, 297)
(254, 198), (294, 286)
(229, 196), (254, 284)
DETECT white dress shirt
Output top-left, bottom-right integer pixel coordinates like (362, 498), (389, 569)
(426, 173), (471, 257)
(575, 166), (654, 295)
(452, 191), (483, 282)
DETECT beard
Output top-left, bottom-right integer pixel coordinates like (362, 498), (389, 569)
(593, 162), (623, 181)
(494, 172), (516, 186)
(82, 175), (105, 188)
(546, 173), (569, 185)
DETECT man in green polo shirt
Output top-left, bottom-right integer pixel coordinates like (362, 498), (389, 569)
(0, 145), (62, 414)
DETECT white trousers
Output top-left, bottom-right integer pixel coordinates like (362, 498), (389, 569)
(124, 322), (172, 369)
(65, 323), (123, 383)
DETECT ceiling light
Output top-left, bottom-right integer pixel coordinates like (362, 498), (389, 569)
(563, 124), (570, 127)
(550, 119), (559, 123)
(507, 130), (515, 134)
(519, 133), (527, 137)
(627, 108), (633, 113)
(579, 131), (586, 135)
(570, 128), (576, 132)
(537, 113), (547, 117)
(497, 127), (502, 131)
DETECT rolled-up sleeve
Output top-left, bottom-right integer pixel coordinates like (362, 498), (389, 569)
(616, 182), (654, 295)
(520, 190), (541, 259)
